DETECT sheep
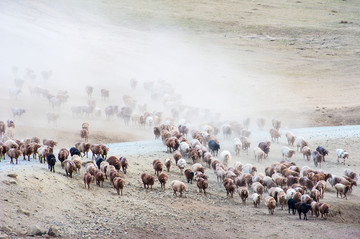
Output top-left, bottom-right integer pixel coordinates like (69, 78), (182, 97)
(220, 150), (232, 167)
(72, 155), (82, 173)
(164, 157), (171, 172)
(70, 147), (81, 157)
(296, 137), (308, 152)
(344, 169), (358, 181)
(336, 149), (348, 165)
(153, 159), (163, 176)
(318, 203), (330, 218)
(335, 183), (350, 199)
(100, 145), (109, 159)
(100, 161), (110, 178)
(238, 187), (249, 205)
(223, 178), (236, 198)
(90, 144), (103, 160)
(6, 148), (22, 164)
(252, 193), (261, 208)
(107, 156), (121, 171)
(177, 158), (187, 175)
(243, 164), (257, 176)
(158, 172), (168, 191)
(192, 163), (205, 173)
(43, 139), (57, 148)
(282, 168), (299, 177)
(310, 188), (320, 202)
(94, 169), (105, 187)
(277, 191), (287, 210)
(113, 177), (125, 196)
(12, 107), (26, 118)
(216, 167), (226, 183)
(265, 196), (276, 215)
(38, 146), (53, 164)
(240, 136), (251, 153)
(265, 166), (275, 177)
(64, 160), (77, 178)
(251, 182), (264, 198)
(272, 119), (281, 130)
(234, 161), (243, 172)
(79, 129), (89, 143)
(173, 150), (182, 165)
(47, 153), (56, 172)
(197, 178), (208, 195)
(58, 148), (69, 164)
(141, 173), (155, 189)
(4, 139), (19, 149)
(263, 176), (276, 191)
(233, 138), (242, 156)
(171, 180), (186, 197)
(258, 142), (270, 159)
(120, 157), (128, 174)
(254, 147), (265, 162)
(86, 162), (97, 176)
(268, 187), (284, 202)
(314, 180), (326, 199)
(315, 146), (328, 162)
(285, 131), (296, 146)
(301, 146), (312, 161)
(84, 172), (94, 190)
(298, 203), (312, 220)
(208, 140), (220, 156)
(269, 128), (281, 143)
(282, 147), (296, 160)
(75, 142), (91, 158)
(272, 174), (287, 188)
(165, 137), (180, 153)
(299, 177), (314, 192)
(312, 151), (323, 168)
(190, 148), (201, 164)
(153, 127), (161, 139)
(20, 144), (33, 161)
(0, 121), (5, 136)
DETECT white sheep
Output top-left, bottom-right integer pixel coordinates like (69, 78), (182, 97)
(233, 138), (242, 156)
(252, 193), (261, 208)
(282, 146), (296, 160)
(344, 168), (358, 181)
(254, 147), (265, 162)
(336, 149), (349, 164)
(243, 163), (257, 176)
(285, 131), (296, 146)
(295, 137), (308, 152)
(286, 188), (296, 200)
(234, 161), (243, 172)
(179, 142), (190, 157)
(176, 158), (187, 175)
(170, 180), (186, 197)
(220, 150), (232, 167)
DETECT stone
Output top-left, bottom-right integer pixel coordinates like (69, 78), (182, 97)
(17, 208), (30, 216)
(30, 225), (45, 236)
(7, 174), (17, 178)
(48, 227), (60, 237)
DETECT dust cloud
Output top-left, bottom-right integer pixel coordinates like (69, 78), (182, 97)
(0, 0), (307, 138)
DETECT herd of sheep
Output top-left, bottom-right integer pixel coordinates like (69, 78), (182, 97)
(1, 72), (358, 223)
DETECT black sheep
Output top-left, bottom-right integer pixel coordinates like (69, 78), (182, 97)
(47, 153), (56, 173)
(208, 140), (220, 156)
(70, 147), (81, 157)
(288, 198), (297, 215)
(184, 169), (195, 184)
(298, 203), (312, 220)
(96, 156), (104, 169)
(316, 146), (328, 162)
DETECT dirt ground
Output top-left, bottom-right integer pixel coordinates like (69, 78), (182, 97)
(0, 0), (360, 238)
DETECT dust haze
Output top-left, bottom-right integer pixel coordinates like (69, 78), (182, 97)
(0, 0), (332, 142)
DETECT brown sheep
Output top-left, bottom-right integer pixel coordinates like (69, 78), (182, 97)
(100, 145), (109, 159)
(30, 136), (40, 144)
(7, 148), (22, 164)
(269, 128), (281, 143)
(72, 155), (82, 173)
(265, 166), (275, 177)
(120, 156), (128, 174)
(173, 151), (182, 165)
(20, 144), (33, 161)
(265, 196), (276, 215)
(75, 142), (91, 158)
(153, 127), (161, 139)
(86, 162), (97, 176)
(82, 122), (89, 131)
(301, 146), (312, 161)
(164, 157), (171, 172)
(83, 172), (94, 190)
(252, 182), (264, 198)
(165, 137), (180, 153)
(141, 173), (155, 189)
(252, 193), (261, 208)
(58, 148), (70, 164)
(223, 178), (236, 198)
(197, 178), (208, 195)
(107, 156), (121, 171)
(100, 161), (110, 179)
(113, 177), (125, 196)
(310, 189), (321, 202)
(30, 143), (41, 159)
(299, 177), (314, 192)
(43, 139), (57, 148)
(80, 129), (89, 142)
(90, 144), (103, 160)
(318, 203), (330, 218)
(94, 169), (105, 187)
(64, 160), (77, 178)
(238, 187), (249, 205)
(277, 191), (287, 210)
(312, 151), (323, 168)
(184, 169), (195, 184)
(153, 159), (163, 176)
(158, 172), (168, 191)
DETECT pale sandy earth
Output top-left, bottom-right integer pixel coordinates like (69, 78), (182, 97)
(0, 0), (360, 238)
